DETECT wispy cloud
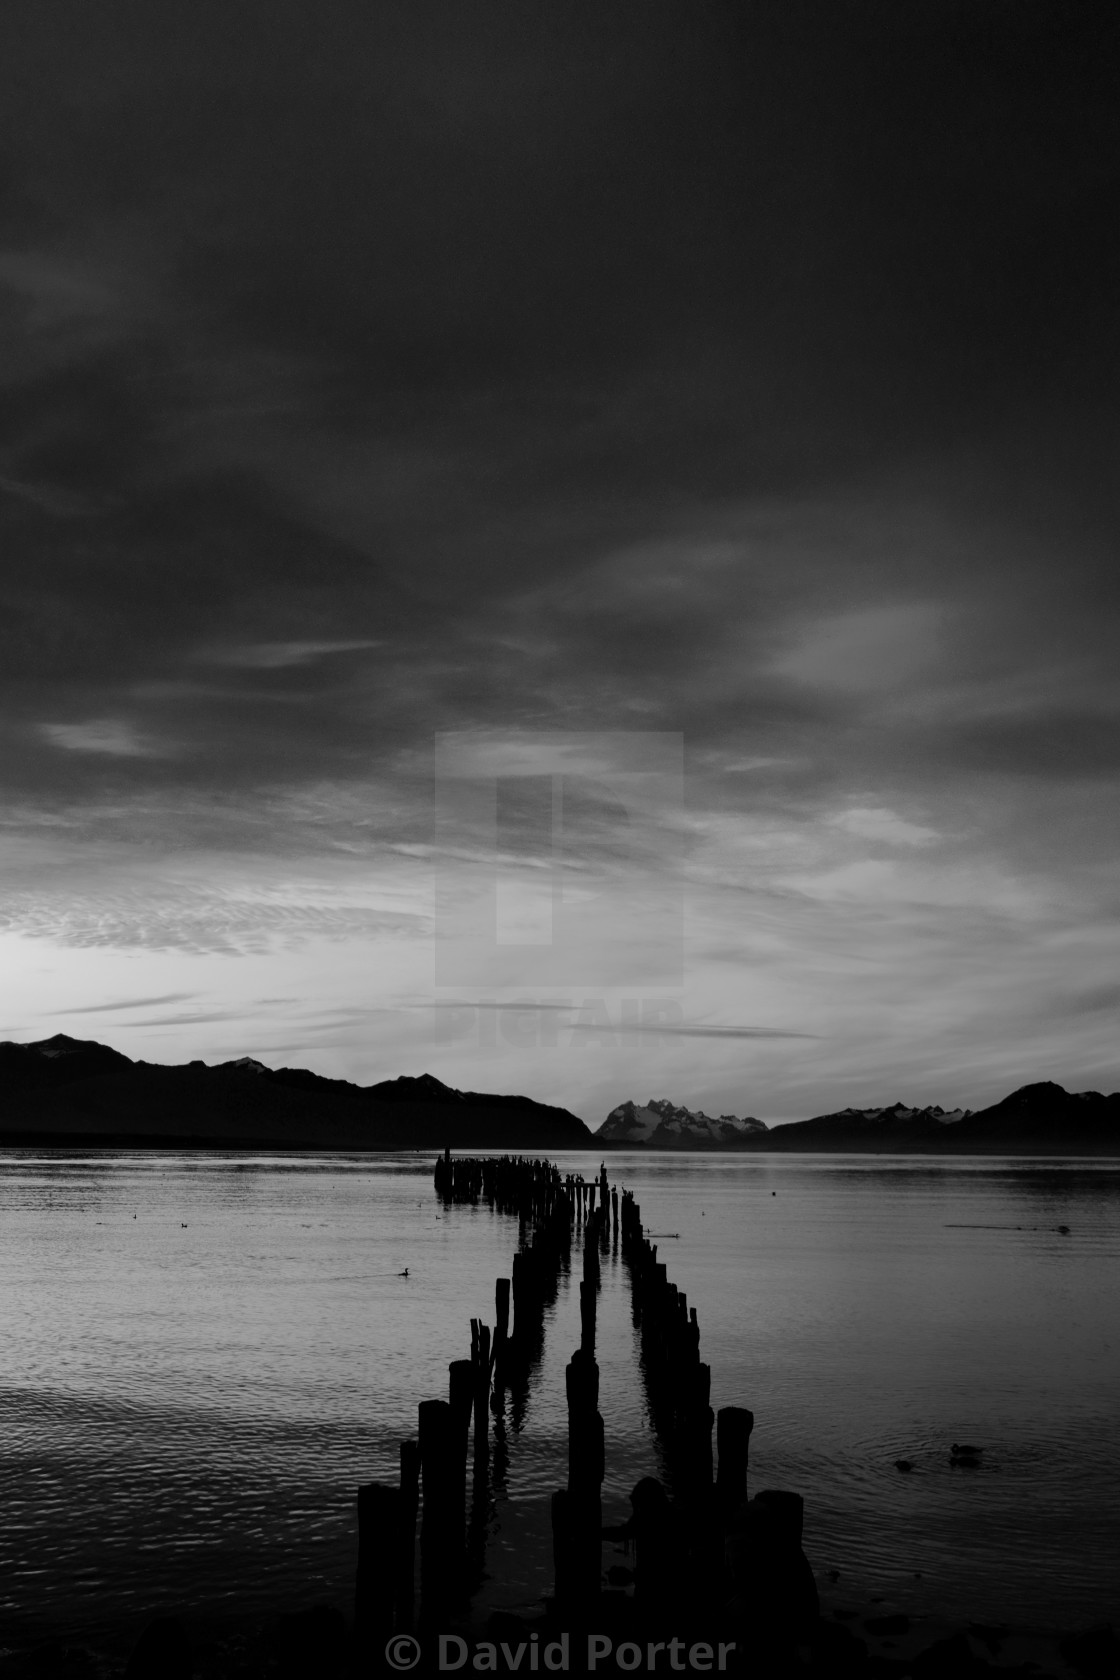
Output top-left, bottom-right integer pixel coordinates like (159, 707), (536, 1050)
(51, 992), (198, 1014)
(129, 1010), (245, 1028)
(428, 1001), (816, 1039)
(199, 640), (382, 669)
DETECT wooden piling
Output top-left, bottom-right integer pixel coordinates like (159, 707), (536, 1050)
(551, 1488), (574, 1605)
(449, 1358), (474, 1451)
(564, 1348), (604, 1603)
(494, 1277), (510, 1359)
(716, 1405), (754, 1513)
(355, 1482), (400, 1643)
(473, 1324), (491, 1456)
(418, 1399), (460, 1621)
(754, 1487), (804, 1546)
(397, 1440), (420, 1631)
(579, 1279), (596, 1352)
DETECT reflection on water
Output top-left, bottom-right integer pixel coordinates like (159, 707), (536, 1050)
(0, 1149), (1117, 1640)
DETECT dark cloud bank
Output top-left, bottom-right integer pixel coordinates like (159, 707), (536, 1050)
(1, 2), (1118, 1105)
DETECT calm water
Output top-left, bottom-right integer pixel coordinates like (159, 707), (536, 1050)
(0, 1149), (1117, 1646)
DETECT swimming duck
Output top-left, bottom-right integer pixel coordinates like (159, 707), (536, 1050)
(894, 1460), (914, 1473)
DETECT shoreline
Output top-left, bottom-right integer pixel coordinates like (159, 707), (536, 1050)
(2, 1135), (1120, 1158)
(0, 1594), (1113, 1678)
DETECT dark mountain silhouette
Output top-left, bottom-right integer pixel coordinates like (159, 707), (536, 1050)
(0, 1036), (592, 1150)
(742, 1081), (1119, 1152)
(594, 1082), (1120, 1153)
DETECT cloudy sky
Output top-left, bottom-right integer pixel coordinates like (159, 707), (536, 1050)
(1, 1), (1118, 1124)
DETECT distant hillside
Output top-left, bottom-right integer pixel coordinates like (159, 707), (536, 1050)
(761, 1082), (1120, 1151)
(0, 1036), (592, 1151)
(598, 1097), (768, 1149)
(595, 1081), (1120, 1153)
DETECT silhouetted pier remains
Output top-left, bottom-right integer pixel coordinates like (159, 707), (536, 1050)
(355, 1150), (818, 1668)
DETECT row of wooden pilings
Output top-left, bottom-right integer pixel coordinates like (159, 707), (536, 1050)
(614, 1184), (820, 1658)
(355, 1152), (818, 1666)
(354, 1153), (584, 1655)
(432, 1151), (565, 1217)
(613, 1185), (754, 1625)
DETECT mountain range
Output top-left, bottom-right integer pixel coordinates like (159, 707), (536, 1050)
(0, 1035), (592, 1150)
(1, 1037), (1117, 1153)
(598, 1098), (769, 1148)
(594, 1085), (1120, 1153)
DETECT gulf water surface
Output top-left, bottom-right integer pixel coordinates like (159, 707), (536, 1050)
(0, 1148), (1117, 1645)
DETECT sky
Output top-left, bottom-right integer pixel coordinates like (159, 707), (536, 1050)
(1, 1), (1119, 1125)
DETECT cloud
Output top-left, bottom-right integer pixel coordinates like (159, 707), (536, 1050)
(5, 898), (428, 958)
(828, 807), (939, 847)
(1051, 983), (1120, 1018)
(0, 4), (1117, 1113)
(428, 1001), (816, 1039)
(771, 604), (944, 692)
(51, 992), (198, 1014)
(126, 1010), (245, 1028)
(931, 712), (1120, 779)
(200, 639), (382, 669)
(40, 721), (170, 758)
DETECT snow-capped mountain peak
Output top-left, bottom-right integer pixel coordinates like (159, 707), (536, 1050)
(597, 1097), (769, 1148)
(820, 1100), (972, 1126)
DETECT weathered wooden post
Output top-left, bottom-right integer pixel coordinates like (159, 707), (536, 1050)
(564, 1349), (604, 1604)
(754, 1488), (804, 1545)
(494, 1277), (510, 1368)
(727, 1490), (819, 1662)
(397, 1440), (420, 1632)
(418, 1399), (459, 1622)
(449, 1359), (474, 1452)
(628, 1477), (677, 1614)
(717, 1406), (754, 1514)
(579, 1279), (596, 1352)
(511, 1249), (534, 1341)
(355, 1482), (400, 1646)
(473, 1324), (491, 1457)
(551, 1488), (574, 1606)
